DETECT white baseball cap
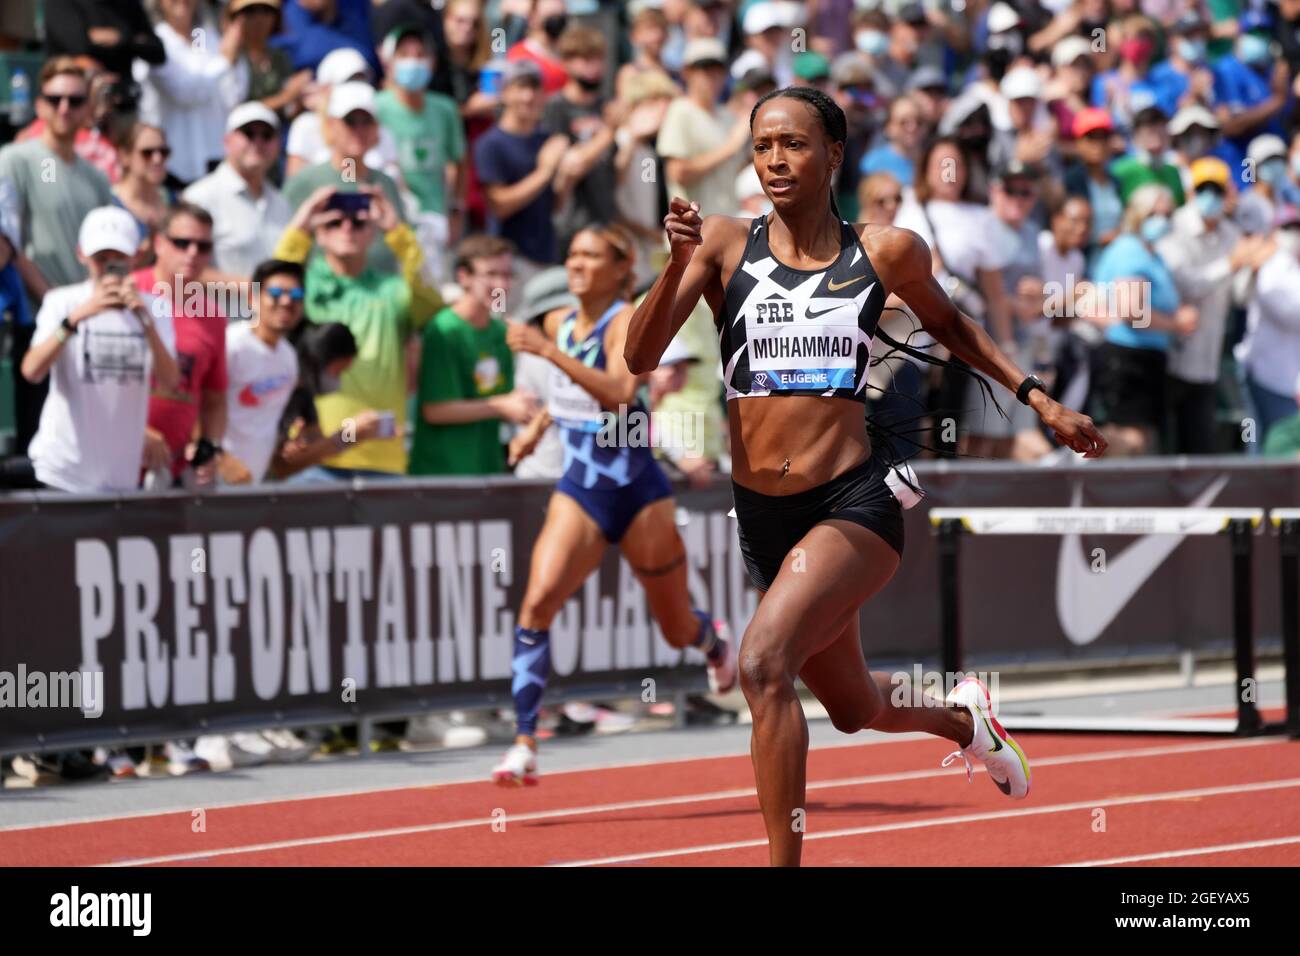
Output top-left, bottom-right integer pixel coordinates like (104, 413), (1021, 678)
(1247, 133), (1287, 165)
(1051, 35), (1093, 69)
(1000, 66), (1042, 101)
(1167, 104), (1219, 136)
(226, 100), (280, 134)
(986, 1), (1021, 33)
(316, 47), (372, 86)
(327, 81), (377, 119)
(78, 206), (141, 257)
(659, 333), (698, 366)
(683, 37), (728, 68)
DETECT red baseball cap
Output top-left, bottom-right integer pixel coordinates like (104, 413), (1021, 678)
(1073, 107), (1114, 138)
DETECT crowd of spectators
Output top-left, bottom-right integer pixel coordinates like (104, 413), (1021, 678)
(4, 0), (1300, 781)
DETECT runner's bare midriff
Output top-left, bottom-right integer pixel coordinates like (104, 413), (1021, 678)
(727, 396), (871, 495)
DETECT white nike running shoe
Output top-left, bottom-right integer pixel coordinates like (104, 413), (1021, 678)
(942, 677), (1031, 799)
(706, 619), (738, 694)
(492, 742), (538, 787)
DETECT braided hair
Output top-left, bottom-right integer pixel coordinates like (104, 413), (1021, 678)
(747, 86), (1009, 479)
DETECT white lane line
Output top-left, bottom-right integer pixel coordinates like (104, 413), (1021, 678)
(1058, 835), (1300, 867)
(554, 776), (1300, 867)
(90, 736), (1286, 868)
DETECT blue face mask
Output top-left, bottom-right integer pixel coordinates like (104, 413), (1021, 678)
(393, 58), (432, 91)
(1194, 189), (1224, 219)
(1177, 38), (1206, 64)
(1238, 33), (1271, 66)
(1259, 157), (1287, 187)
(1140, 214), (1171, 244)
(855, 30), (889, 56)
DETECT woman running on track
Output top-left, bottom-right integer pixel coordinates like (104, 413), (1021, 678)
(625, 87), (1108, 866)
(492, 224), (737, 786)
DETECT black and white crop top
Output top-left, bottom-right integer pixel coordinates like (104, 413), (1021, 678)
(717, 214), (885, 402)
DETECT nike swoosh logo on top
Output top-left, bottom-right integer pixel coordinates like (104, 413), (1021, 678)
(1055, 474), (1228, 646)
(827, 275), (866, 292)
(805, 304), (848, 320)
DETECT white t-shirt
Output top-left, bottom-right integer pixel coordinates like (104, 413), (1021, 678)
(285, 111), (400, 179)
(28, 282), (176, 493)
(223, 321), (299, 482)
(893, 197), (1017, 324)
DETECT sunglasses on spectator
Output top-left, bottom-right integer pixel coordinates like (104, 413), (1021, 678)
(870, 193), (903, 207)
(41, 92), (87, 109)
(1005, 186), (1037, 199)
(1082, 129), (1111, 141)
(139, 146), (172, 160)
(265, 285), (305, 302)
(342, 112), (377, 129)
(239, 124), (277, 142)
(320, 215), (370, 231)
(166, 235), (214, 253)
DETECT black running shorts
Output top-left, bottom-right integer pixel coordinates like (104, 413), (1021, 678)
(731, 454), (905, 592)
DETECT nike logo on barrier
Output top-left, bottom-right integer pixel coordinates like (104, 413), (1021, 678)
(827, 275), (866, 292)
(1055, 474), (1228, 646)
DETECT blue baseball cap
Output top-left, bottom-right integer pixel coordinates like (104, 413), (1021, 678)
(1240, 10), (1274, 33)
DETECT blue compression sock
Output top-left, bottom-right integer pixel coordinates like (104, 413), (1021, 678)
(512, 626), (551, 738)
(691, 609), (726, 662)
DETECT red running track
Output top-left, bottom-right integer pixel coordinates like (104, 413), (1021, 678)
(3, 726), (1300, 867)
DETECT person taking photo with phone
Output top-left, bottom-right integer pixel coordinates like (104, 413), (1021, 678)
(272, 184), (442, 478)
(21, 206), (179, 492)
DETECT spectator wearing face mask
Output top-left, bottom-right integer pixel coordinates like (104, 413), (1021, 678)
(851, 10), (894, 91)
(1154, 158), (1251, 455)
(505, 0), (572, 96)
(1212, 11), (1294, 176)
(1248, 134), (1298, 206)
(376, 27), (467, 233)
(1281, 133), (1300, 207)
(1239, 205), (1300, 443)
(1090, 14), (1160, 133)
(1148, 12), (1217, 117)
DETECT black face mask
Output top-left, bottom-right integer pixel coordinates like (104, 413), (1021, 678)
(543, 14), (568, 40)
(959, 130), (991, 154)
(575, 75), (602, 93)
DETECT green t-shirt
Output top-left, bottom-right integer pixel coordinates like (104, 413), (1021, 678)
(409, 306), (514, 476)
(282, 162), (406, 275)
(305, 256), (425, 474)
(374, 89), (465, 215)
(1263, 413), (1300, 458)
(0, 140), (112, 300)
(1109, 155), (1186, 208)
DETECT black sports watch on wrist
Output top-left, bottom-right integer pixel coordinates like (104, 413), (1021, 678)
(1016, 374), (1047, 406)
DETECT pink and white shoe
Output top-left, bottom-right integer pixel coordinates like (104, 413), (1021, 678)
(492, 742), (538, 787)
(942, 677), (1031, 799)
(706, 620), (737, 694)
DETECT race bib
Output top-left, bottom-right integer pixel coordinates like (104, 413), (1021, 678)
(745, 296), (863, 392)
(547, 366), (603, 432)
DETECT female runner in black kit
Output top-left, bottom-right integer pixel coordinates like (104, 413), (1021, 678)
(625, 87), (1108, 866)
